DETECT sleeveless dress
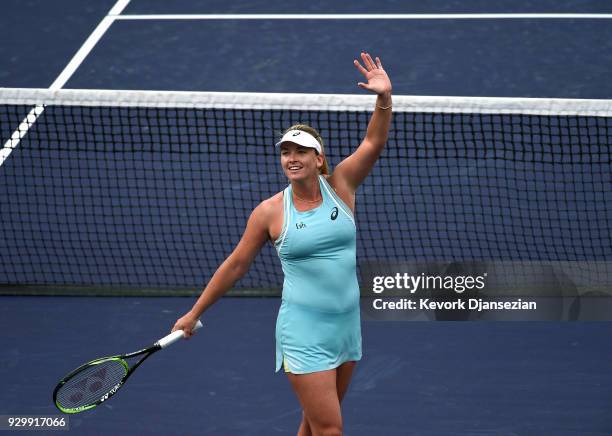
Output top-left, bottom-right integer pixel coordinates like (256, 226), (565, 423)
(274, 175), (362, 374)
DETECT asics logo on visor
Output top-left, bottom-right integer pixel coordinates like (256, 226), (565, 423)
(292, 131), (301, 136)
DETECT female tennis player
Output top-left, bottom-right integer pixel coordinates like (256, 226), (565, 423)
(173, 52), (392, 436)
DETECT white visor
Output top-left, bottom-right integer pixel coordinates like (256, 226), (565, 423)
(275, 130), (322, 154)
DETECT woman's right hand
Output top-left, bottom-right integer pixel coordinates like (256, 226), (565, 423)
(172, 311), (200, 338)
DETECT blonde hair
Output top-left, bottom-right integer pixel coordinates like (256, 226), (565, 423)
(281, 124), (330, 175)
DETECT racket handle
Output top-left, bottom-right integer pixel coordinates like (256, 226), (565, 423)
(158, 320), (203, 349)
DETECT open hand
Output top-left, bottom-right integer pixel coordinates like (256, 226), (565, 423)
(354, 52), (392, 96)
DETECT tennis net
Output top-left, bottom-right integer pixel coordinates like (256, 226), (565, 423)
(0, 88), (610, 295)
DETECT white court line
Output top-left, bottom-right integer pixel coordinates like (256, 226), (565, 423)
(0, 105), (44, 167)
(0, 0), (131, 167)
(114, 13), (612, 20)
(51, 0), (132, 90)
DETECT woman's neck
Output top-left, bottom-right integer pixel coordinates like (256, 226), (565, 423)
(291, 176), (321, 203)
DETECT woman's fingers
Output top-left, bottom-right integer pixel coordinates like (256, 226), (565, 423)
(361, 52), (374, 70)
(358, 52), (384, 72)
(366, 53), (377, 69)
(355, 53), (388, 91)
(353, 59), (368, 76)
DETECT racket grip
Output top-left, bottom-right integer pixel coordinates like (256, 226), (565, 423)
(158, 320), (203, 349)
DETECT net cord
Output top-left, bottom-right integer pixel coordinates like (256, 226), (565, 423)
(1, 87), (612, 116)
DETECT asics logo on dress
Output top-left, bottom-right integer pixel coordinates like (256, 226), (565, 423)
(330, 207), (338, 220)
(296, 222), (306, 229)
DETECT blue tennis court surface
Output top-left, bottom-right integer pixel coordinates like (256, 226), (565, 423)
(1, 297), (611, 435)
(63, 19), (612, 97)
(1, 1), (116, 88)
(2, 1), (612, 97)
(1, 1), (612, 434)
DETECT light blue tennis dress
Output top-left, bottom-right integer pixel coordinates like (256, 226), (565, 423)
(274, 175), (362, 374)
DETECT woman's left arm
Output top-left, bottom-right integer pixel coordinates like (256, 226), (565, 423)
(331, 52), (392, 193)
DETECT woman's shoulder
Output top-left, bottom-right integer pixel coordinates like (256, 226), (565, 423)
(322, 173), (355, 213)
(252, 191), (285, 241)
(253, 190), (284, 218)
(264, 190), (285, 207)
(322, 172), (345, 194)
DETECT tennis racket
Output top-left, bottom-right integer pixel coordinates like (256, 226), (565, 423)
(53, 320), (203, 414)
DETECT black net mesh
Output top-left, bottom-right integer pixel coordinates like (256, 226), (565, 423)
(0, 90), (610, 294)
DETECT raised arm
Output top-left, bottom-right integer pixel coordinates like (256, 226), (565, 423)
(331, 52), (392, 193)
(172, 201), (271, 335)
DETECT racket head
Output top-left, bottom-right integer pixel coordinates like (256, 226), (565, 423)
(53, 356), (129, 414)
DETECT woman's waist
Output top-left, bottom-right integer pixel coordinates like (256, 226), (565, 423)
(279, 296), (361, 315)
(281, 279), (360, 313)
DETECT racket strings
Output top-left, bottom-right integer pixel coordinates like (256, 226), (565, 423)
(55, 359), (128, 409)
